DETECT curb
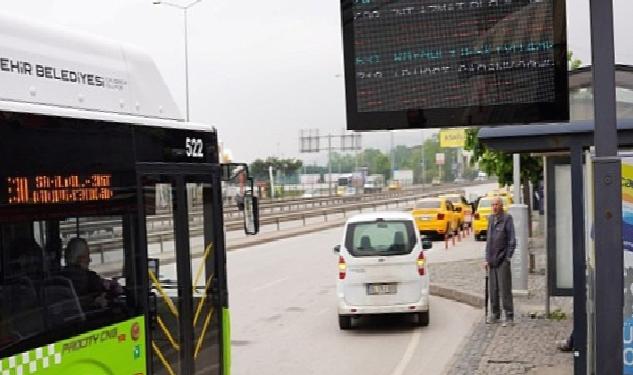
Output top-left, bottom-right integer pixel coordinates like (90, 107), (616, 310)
(430, 284), (484, 309)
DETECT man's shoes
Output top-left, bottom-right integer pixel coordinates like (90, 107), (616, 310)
(501, 319), (514, 327)
(486, 316), (499, 324)
(556, 339), (573, 352)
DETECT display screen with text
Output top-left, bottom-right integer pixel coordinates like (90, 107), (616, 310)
(341, 0), (568, 130)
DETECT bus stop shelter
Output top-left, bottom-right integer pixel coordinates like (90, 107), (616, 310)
(478, 117), (633, 375)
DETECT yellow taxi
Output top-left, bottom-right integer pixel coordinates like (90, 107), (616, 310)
(412, 197), (459, 239)
(388, 180), (402, 191)
(473, 196), (511, 241)
(439, 193), (473, 229)
(486, 189), (513, 204)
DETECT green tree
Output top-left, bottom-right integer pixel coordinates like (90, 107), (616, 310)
(567, 51), (583, 70)
(465, 128), (542, 235)
(249, 157), (303, 181)
(465, 128), (542, 186)
(357, 148), (391, 178)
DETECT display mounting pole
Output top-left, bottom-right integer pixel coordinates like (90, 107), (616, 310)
(589, 0), (622, 373)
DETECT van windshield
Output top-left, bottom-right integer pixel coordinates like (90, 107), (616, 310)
(478, 199), (492, 208)
(345, 220), (416, 257)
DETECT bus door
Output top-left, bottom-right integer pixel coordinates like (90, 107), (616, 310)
(136, 163), (227, 375)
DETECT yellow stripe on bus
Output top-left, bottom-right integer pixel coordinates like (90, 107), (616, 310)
(193, 243), (213, 292)
(194, 308), (214, 360)
(152, 341), (177, 375)
(194, 272), (214, 326)
(149, 269), (179, 318)
(157, 316), (181, 351)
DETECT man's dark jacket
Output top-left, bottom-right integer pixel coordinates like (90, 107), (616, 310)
(485, 212), (516, 267)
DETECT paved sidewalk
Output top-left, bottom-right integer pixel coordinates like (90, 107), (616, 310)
(435, 230), (574, 374)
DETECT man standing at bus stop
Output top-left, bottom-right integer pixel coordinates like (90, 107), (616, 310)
(484, 196), (516, 327)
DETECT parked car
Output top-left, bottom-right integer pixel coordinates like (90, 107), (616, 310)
(411, 197), (460, 239)
(439, 193), (473, 228)
(334, 212), (432, 329)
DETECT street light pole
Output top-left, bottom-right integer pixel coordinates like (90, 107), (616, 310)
(183, 7), (190, 121)
(153, 0), (203, 122)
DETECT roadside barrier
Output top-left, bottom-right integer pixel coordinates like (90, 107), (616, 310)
(69, 184), (468, 265)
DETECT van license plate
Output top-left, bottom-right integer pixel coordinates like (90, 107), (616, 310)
(367, 283), (397, 295)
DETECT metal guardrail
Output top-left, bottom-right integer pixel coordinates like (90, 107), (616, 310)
(78, 184), (467, 266)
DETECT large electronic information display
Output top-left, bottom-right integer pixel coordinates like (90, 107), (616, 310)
(341, 0), (568, 130)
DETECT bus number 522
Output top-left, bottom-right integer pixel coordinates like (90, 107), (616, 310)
(186, 137), (204, 158)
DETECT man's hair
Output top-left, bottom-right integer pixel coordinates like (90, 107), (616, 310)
(65, 237), (89, 266)
(493, 196), (504, 207)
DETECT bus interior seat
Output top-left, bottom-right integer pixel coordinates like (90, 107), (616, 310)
(3, 277), (44, 338)
(43, 276), (85, 327)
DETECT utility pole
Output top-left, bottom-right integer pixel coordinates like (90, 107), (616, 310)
(390, 131), (395, 180)
(328, 134), (332, 196)
(421, 131), (426, 187)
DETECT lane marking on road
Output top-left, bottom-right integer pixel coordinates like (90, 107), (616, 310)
(251, 277), (290, 292)
(389, 329), (421, 375)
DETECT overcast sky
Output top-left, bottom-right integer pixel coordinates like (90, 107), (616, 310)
(2, 0), (632, 164)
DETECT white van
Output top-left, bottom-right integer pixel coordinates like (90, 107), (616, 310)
(334, 212), (432, 329)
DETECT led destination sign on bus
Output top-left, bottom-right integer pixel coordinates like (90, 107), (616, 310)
(342, 0), (568, 129)
(7, 174), (114, 205)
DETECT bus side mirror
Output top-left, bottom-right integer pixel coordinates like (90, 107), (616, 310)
(243, 193), (259, 235)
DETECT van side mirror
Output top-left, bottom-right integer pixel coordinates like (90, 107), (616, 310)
(421, 237), (432, 250)
(243, 192), (259, 235)
(333, 244), (341, 253)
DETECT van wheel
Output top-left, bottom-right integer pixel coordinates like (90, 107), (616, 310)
(417, 312), (430, 327)
(338, 315), (352, 330)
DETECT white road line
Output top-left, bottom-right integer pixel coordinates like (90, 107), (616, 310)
(251, 277), (290, 292)
(389, 330), (421, 375)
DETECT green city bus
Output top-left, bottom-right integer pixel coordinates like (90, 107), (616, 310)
(0, 13), (257, 375)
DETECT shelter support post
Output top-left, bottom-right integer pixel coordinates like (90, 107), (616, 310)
(513, 154), (521, 203)
(570, 146), (587, 375)
(589, 0), (622, 372)
(509, 204), (528, 294)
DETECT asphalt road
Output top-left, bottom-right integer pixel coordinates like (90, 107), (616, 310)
(227, 227), (481, 375)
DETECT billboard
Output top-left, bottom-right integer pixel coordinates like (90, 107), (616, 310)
(341, 0), (569, 131)
(439, 128), (466, 148)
